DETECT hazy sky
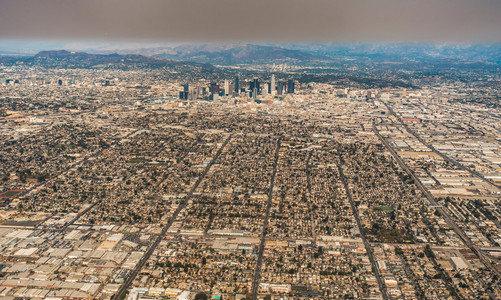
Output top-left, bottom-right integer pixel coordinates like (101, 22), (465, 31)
(1, 0), (501, 43)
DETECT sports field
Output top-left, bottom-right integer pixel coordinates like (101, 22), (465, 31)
(0, 190), (23, 198)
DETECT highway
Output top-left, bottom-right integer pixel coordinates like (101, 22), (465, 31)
(251, 138), (282, 300)
(337, 163), (389, 300)
(381, 100), (501, 191)
(112, 134), (233, 300)
(373, 124), (501, 287)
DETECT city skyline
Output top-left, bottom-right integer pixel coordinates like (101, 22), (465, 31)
(1, 1), (500, 299)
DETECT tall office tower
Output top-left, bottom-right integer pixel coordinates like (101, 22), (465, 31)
(270, 74), (275, 94)
(179, 91), (188, 100)
(277, 81), (284, 95)
(183, 83), (189, 92)
(403, 88), (407, 97)
(224, 80), (229, 96)
(250, 78), (260, 94)
(249, 78), (256, 91)
(192, 86), (199, 99)
(287, 79), (295, 94)
(210, 83), (220, 94)
(196, 86), (201, 99)
(58, 79), (63, 86)
(234, 76), (240, 93)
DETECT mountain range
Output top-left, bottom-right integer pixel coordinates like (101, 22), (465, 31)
(0, 44), (331, 68)
(154, 44), (330, 65)
(1, 43), (499, 71)
(278, 43), (501, 64)
(0, 50), (214, 70)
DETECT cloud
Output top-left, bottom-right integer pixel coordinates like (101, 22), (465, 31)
(0, 0), (500, 42)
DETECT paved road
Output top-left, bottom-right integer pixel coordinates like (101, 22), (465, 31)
(251, 138), (282, 300)
(397, 253), (425, 300)
(112, 134), (232, 300)
(425, 247), (463, 300)
(52, 132), (186, 235)
(373, 125), (501, 283)
(382, 101), (501, 191)
(337, 163), (389, 300)
(56, 201), (100, 233)
(35, 129), (147, 234)
(10, 129), (144, 208)
(9, 150), (97, 205)
(304, 151), (315, 243)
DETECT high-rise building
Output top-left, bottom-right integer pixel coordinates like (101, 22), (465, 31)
(224, 80), (229, 96)
(210, 83), (220, 94)
(278, 81), (284, 95)
(270, 74), (275, 94)
(196, 86), (202, 99)
(250, 78), (260, 95)
(403, 88), (407, 97)
(58, 79), (63, 86)
(234, 76), (240, 93)
(183, 84), (189, 92)
(287, 79), (295, 94)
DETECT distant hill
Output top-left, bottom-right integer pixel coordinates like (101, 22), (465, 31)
(280, 43), (501, 64)
(156, 44), (330, 65)
(0, 50), (214, 70)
